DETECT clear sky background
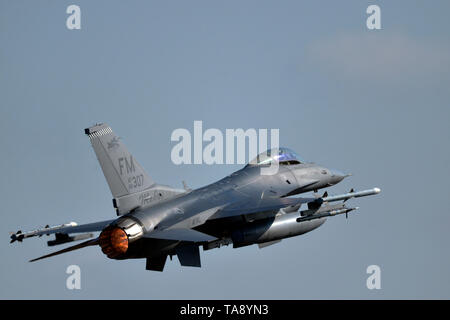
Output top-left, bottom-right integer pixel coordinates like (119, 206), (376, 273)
(1, 1), (449, 299)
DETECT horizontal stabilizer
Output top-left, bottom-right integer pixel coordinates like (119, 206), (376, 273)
(144, 228), (217, 242)
(29, 238), (99, 262)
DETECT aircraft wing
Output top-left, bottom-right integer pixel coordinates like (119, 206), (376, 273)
(141, 195), (316, 243)
(10, 219), (115, 243)
(143, 188), (381, 243)
(208, 196), (316, 220)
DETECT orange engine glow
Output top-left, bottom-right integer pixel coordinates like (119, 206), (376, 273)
(99, 227), (129, 259)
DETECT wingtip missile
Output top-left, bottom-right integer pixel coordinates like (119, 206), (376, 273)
(9, 222), (78, 244)
(10, 232), (24, 243)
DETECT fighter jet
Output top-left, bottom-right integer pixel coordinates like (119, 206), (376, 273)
(10, 123), (380, 271)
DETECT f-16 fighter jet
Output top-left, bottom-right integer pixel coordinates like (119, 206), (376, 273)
(10, 124), (380, 271)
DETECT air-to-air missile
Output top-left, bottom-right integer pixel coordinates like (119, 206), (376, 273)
(10, 222), (93, 246)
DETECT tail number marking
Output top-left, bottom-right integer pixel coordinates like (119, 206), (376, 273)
(128, 174), (144, 189)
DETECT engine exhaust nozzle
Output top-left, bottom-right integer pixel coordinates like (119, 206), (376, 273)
(98, 218), (144, 259)
(99, 226), (128, 259)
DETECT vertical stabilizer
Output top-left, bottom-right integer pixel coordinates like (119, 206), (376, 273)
(85, 123), (155, 199)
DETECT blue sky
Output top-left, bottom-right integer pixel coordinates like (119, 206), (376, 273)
(1, 1), (449, 299)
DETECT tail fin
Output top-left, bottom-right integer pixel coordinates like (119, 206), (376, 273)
(85, 123), (155, 199)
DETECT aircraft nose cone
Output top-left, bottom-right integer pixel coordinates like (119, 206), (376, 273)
(330, 169), (346, 184)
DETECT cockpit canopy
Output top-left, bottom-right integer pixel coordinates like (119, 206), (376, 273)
(248, 147), (305, 166)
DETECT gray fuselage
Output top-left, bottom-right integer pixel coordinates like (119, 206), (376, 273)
(113, 162), (344, 259)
